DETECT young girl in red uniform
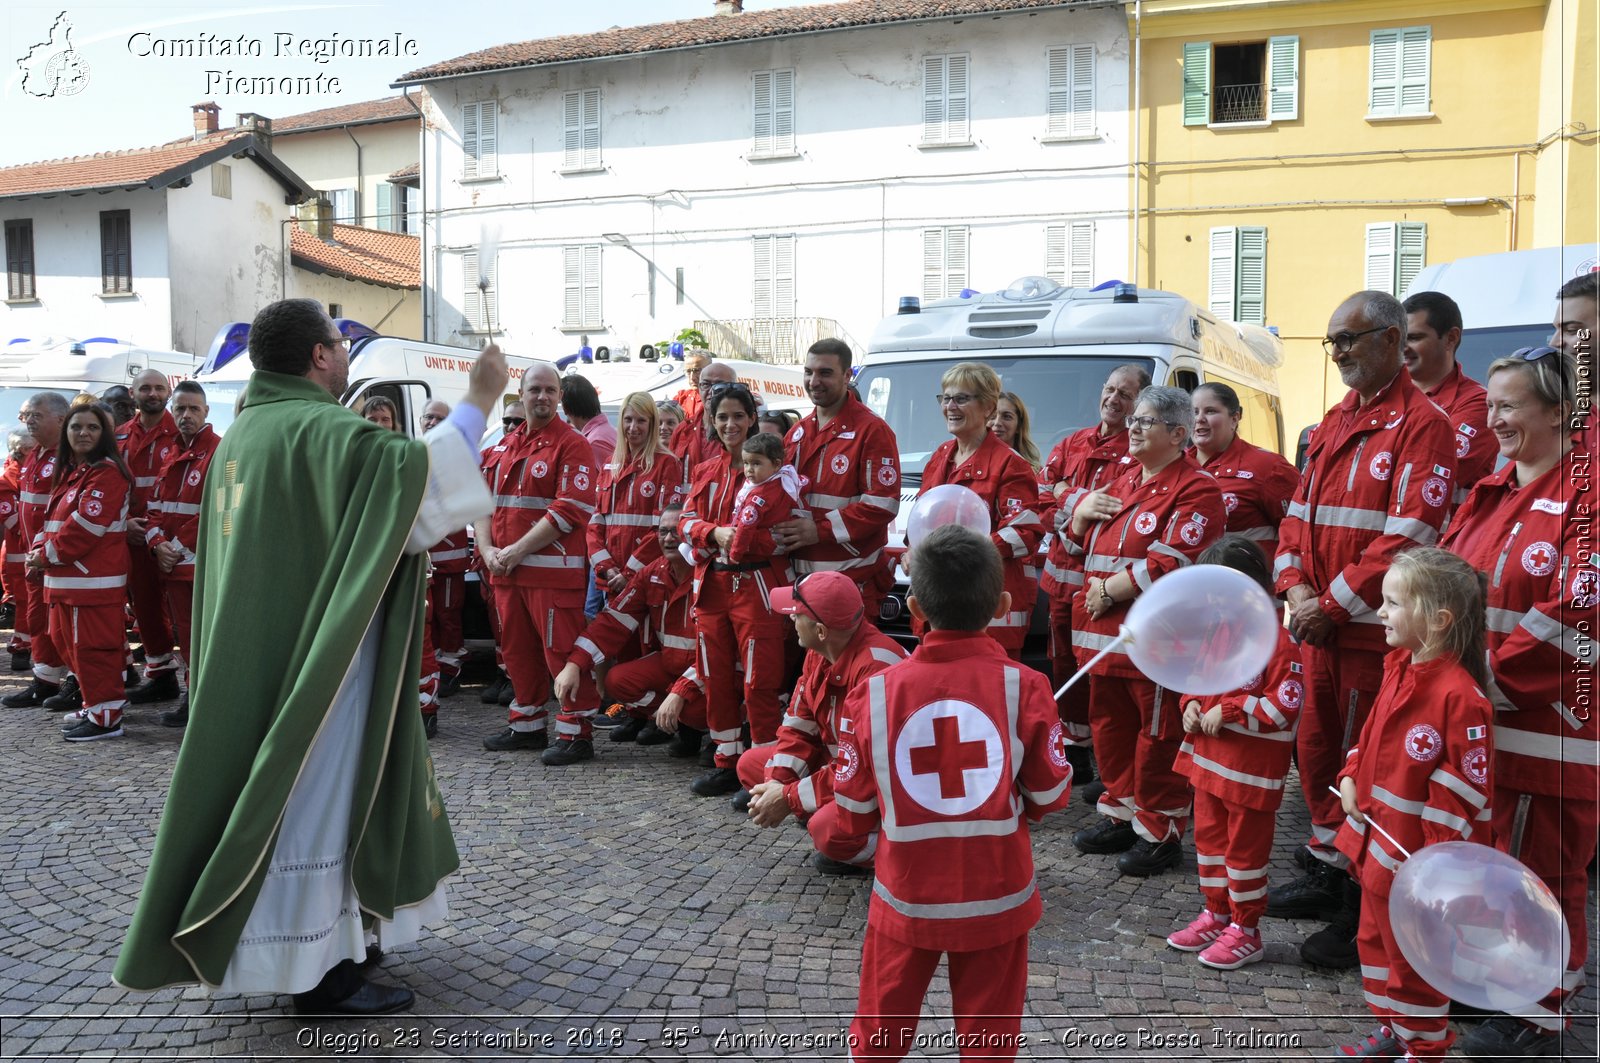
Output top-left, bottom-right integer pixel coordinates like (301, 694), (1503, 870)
(1333, 547), (1493, 1061)
(1168, 535), (1301, 970)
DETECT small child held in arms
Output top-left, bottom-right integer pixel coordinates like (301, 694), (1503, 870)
(724, 431), (804, 565)
(1167, 535), (1302, 970)
(1333, 547), (1494, 1061)
(816, 523), (1072, 1062)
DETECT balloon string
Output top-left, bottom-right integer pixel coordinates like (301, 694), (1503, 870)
(1326, 785), (1413, 859)
(1053, 626), (1131, 701)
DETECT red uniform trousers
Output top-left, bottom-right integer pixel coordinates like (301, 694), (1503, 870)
(696, 572), (785, 768)
(1494, 789), (1597, 1031)
(50, 602), (126, 727)
(1088, 674), (1190, 842)
(736, 745), (776, 791)
(496, 584), (598, 739)
(604, 651), (706, 729)
(419, 589), (439, 719)
(1358, 892), (1453, 1058)
(163, 580), (194, 689)
(5, 560), (29, 653)
(481, 575), (509, 677)
(128, 549), (176, 676)
(806, 801), (878, 866)
(429, 572), (466, 679)
(1047, 595), (1089, 743)
(1298, 642), (1384, 865)
(23, 575), (65, 681)
(850, 929), (1028, 1063)
(1191, 791), (1276, 929)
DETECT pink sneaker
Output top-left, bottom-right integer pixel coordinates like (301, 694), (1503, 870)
(1166, 910), (1230, 952)
(1198, 924), (1265, 969)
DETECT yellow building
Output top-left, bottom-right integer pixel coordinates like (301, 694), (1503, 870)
(1130, 0), (1598, 441)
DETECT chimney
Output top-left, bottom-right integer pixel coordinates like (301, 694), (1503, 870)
(191, 101), (221, 140)
(300, 197), (334, 240)
(236, 112), (273, 137)
(713, 0), (742, 13)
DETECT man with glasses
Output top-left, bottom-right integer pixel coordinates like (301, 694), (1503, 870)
(417, 400), (469, 699)
(475, 400), (526, 708)
(1, 393), (70, 707)
(1402, 291), (1494, 506)
(669, 361), (736, 474)
(1267, 291), (1457, 970)
(673, 351), (712, 426)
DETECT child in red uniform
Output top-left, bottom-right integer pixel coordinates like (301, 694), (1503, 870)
(1332, 547), (1493, 1061)
(1168, 535), (1302, 970)
(725, 432), (802, 566)
(820, 523), (1073, 1062)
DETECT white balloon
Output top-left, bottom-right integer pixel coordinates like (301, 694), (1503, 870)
(1390, 841), (1569, 1011)
(1123, 565), (1279, 695)
(908, 484), (991, 548)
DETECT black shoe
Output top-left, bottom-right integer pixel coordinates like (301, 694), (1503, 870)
(498, 682), (514, 706)
(812, 851), (871, 877)
(63, 718), (124, 742)
(161, 695), (189, 728)
(358, 944), (383, 970)
(636, 721), (673, 746)
(667, 726), (702, 758)
(1079, 778), (1106, 808)
(8, 650), (29, 672)
(1450, 999), (1494, 1024)
(2, 677), (60, 708)
(1292, 844), (1320, 872)
(123, 665), (141, 688)
(1073, 817), (1136, 855)
(479, 675), (508, 704)
(437, 674), (461, 699)
(697, 734), (716, 768)
(482, 726), (547, 752)
(609, 716), (646, 743)
(0, 602), (14, 628)
(691, 767), (740, 796)
(730, 789), (752, 812)
(1460, 1015), (1563, 1059)
(1300, 877), (1360, 969)
(540, 738), (594, 766)
(127, 671), (180, 704)
(423, 713), (438, 739)
(591, 707), (624, 730)
(43, 675), (82, 710)
(1064, 745), (1095, 785)
(130, 644), (146, 663)
(294, 977), (414, 1016)
(1266, 858), (1346, 920)
(1117, 838), (1183, 877)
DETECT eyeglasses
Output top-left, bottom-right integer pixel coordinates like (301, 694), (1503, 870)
(322, 335), (349, 350)
(937, 393), (976, 407)
(1321, 327), (1387, 355)
(1511, 345), (1561, 363)
(501, 416), (525, 428)
(1126, 415), (1179, 431)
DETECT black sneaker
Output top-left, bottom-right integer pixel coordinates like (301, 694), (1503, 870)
(423, 713), (438, 739)
(482, 726), (548, 752)
(1073, 817), (1136, 855)
(63, 718), (124, 742)
(667, 726), (702, 758)
(691, 767), (740, 796)
(1460, 1015), (1563, 1059)
(162, 695), (189, 728)
(1301, 877), (1360, 969)
(730, 789), (752, 812)
(540, 738), (594, 766)
(43, 675), (82, 710)
(812, 851), (871, 877)
(1266, 859), (1346, 920)
(9, 650), (30, 673)
(1117, 838), (1184, 877)
(127, 671), (181, 704)
(2, 677), (60, 708)
(437, 674), (461, 699)
(591, 705), (625, 730)
(1292, 844), (1320, 872)
(609, 716), (646, 742)
(636, 721), (673, 746)
(1078, 778), (1107, 808)
(479, 674), (508, 704)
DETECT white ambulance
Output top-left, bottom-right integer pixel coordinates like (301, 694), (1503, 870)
(0, 336), (198, 429)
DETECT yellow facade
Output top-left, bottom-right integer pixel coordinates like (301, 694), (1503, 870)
(1131, 0), (1599, 442)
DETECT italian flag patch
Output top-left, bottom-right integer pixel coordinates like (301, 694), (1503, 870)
(1466, 725), (1487, 741)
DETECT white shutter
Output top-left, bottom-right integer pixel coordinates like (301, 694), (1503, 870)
(1068, 221), (1094, 288)
(462, 104), (479, 178)
(945, 54), (969, 143)
(1236, 227), (1266, 327)
(753, 236), (773, 320)
(1397, 27), (1431, 114)
(375, 184), (393, 231)
(922, 55), (947, 143)
(1046, 45), (1095, 137)
(462, 101), (497, 179)
(463, 252), (495, 331)
(922, 227), (945, 302)
(1266, 36), (1299, 121)
(1208, 228), (1237, 320)
(772, 69), (794, 153)
(581, 88), (601, 168)
(1369, 30), (1400, 114)
(581, 244), (601, 328)
(403, 186), (420, 234)
(1044, 223), (1066, 284)
(1365, 223), (1397, 292)
(564, 90), (600, 169)
(753, 71), (774, 154)
(945, 226), (968, 295)
(330, 188), (355, 223)
(1396, 222), (1427, 295)
(563, 246), (583, 327)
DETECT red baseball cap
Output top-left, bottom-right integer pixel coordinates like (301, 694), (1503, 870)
(769, 571), (864, 629)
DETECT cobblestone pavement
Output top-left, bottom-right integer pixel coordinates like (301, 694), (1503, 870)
(0, 661), (1594, 1061)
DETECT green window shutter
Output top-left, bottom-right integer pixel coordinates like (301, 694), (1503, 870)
(1267, 36), (1299, 121)
(1369, 30), (1400, 115)
(1208, 227), (1236, 319)
(1365, 223), (1397, 293)
(375, 184), (393, 232)
(1236, 227), (1267, 326)
(1396, 222), (1427, 295)
(1398, 27), (1431, 114)
(1182, 42), (1211, 126)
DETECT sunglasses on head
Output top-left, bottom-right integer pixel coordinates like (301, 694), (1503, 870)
(1511, 346), (1561, 363)
(707, 381), (752, 400)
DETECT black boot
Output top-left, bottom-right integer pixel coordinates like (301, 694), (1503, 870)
(1299, 877), (1361, 969)
(1265, 855), (1345, 920)
(8, 649), (30, 672)
(1064, 745), (1095, 785)
(127, 671), (181, 704)
(691, 767), (740, 796)
(667, 725), (702, 758)
(42, 674), (82, 710)
(2, 675), (60, 708)
(162, 694), (189, 728)
(479, 674), (508, 704)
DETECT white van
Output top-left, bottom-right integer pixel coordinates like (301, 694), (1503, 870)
(560, 355), (814, 423)
(0, 336), (198, 428)
(858, 277), (1285, 670)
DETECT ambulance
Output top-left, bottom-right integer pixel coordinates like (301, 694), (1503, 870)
(0, 336), (197, 430)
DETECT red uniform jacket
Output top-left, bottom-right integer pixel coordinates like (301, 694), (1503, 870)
(428, 530), (471, 575)
(1441, 449), (1596, 797)
(587, 450), (683, 578)
(0, 456), (23, 565)
(1423, 364), (1495, 507)
(680, 450), (792, 613)
(783, 394), (901, 588)
(765, 623), (908, 818)
(1194, 434), (1299, 562)
(668, 419), (719, 482)
(1067, 456), (1227, 677)
(569, 555), (703, 702)
(486, 419), (597, 591)
(144, 426), (220, 584)
(19, 444), (60, 546)
(728, 475), (798, 567)
(825, 630), (1073, 951)
(1275, 370), (1458, 655)
(1038, 425), (1131, 596)
(40, 460), (131, 606)
(673, 386), (702, 427)
(1173, 626), (1302, 811)
(116, 412), (180, 518)
(1333, 651), (1493, 897)
(918, 432), (1044, 641)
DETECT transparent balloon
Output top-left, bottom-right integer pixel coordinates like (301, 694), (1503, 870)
(1389, 841), (1569, 1011)
(1122, 565), (1280, 695)
(907, 484), (991, 548)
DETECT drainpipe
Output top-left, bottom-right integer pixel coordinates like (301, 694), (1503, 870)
(1130, 0), (1142, 288)
(1509, 150), (1521, 252)
(344, 127), (365, 224)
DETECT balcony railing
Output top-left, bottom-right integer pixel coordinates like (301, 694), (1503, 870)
(693, 316), (855, 364)
(1213, 82), (1266, 124)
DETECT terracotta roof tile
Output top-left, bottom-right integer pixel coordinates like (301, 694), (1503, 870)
(397, 0), (1088, 82)
(271, 95), (420, 133)
(389, 162), (420, 180)
(0, 131), (260, 199)
(291, 224), (421, 289)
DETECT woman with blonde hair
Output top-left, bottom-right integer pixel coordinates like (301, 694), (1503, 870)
(990, 390), (1041, 471)
(589, 391), (684, 600)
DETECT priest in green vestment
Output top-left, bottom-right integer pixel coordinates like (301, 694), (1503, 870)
(114, 299), (508, 1014)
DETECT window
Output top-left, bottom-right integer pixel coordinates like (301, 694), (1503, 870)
(404, 186), (420, 234)
(330, 188), (357, 224)
(100, 210), (132, 295)
(1365, 222), (1427, 296)
(5, 220), (35, 301)
(376, 184), (395, 232)
(1183, 36), (1298, 126)
(328, 302), (343, 319)
(1369, 27), (1431, 117)
(675, 267), (685, 306)
(210, 163), (232, 199)
(563, 89), (601, 172)
(751, 69), (796, 157)
(463, 250), (497, 333)
(752, 234), (796, 360)
(562, 244), (601, 330)
(921, 53), (970, 145)
(1045, 221), (1094, 288)
(1208, 226), (1266, 326)
(376, 184), (417, 233)
(1045, 45), (1095, 138)
(462, 100), (499, 179)
(922, 226), (969, 303)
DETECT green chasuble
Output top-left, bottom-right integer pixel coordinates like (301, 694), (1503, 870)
(115, 371), (459, 991)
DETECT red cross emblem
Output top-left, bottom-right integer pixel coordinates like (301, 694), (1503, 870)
(1405, 723), (1442, 762)
(1522, 541), (1556, 577)
(1047, 721), (1070, 768)
(895, 701), (1002, 815)
(1369, 451), (1393, 481)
